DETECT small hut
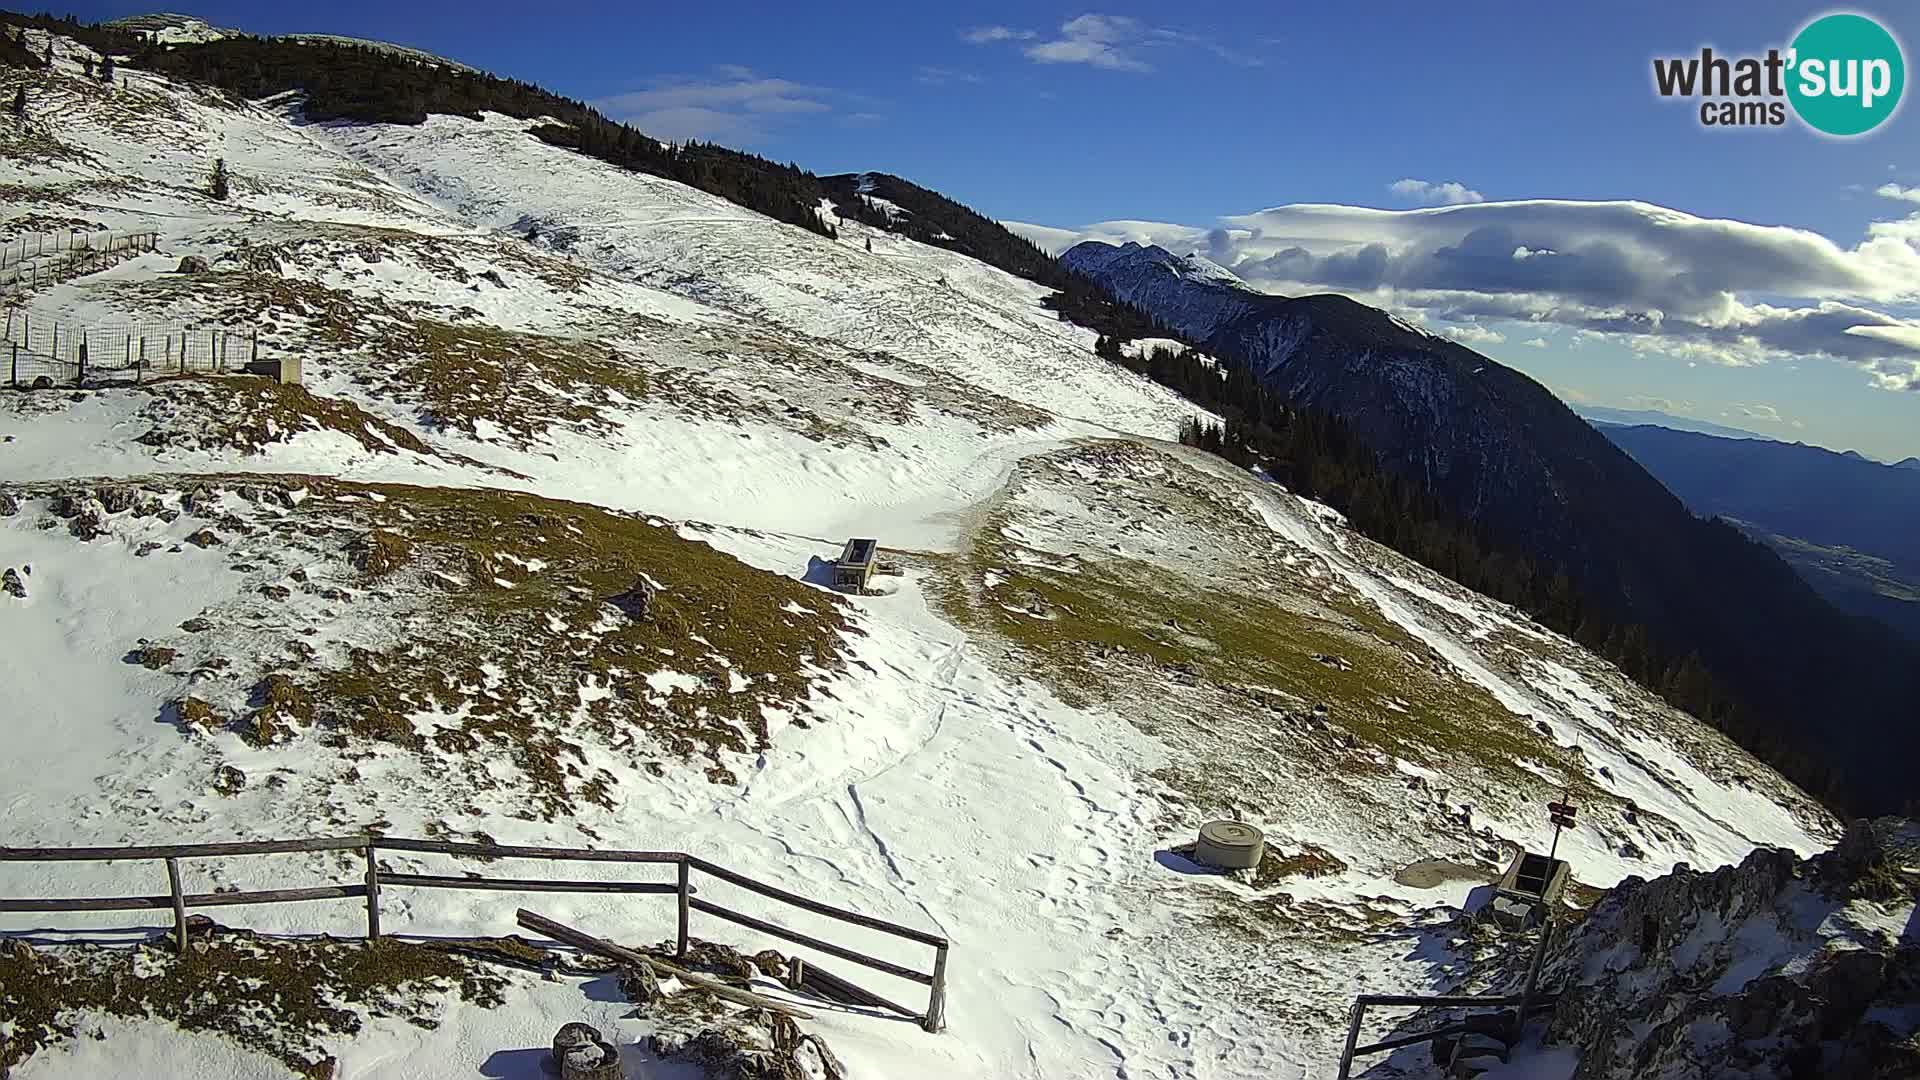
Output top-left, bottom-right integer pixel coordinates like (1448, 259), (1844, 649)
(1486, 849), (1570, 931)
(834, 538), (880, 593)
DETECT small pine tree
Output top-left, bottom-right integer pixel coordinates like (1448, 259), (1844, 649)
(10, 87), (25, 120)
(208, 158), (230, 201)
(83, 56), (94, 78)
(99, 55), (115, 83)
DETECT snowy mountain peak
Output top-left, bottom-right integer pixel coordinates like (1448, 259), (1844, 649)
(1064, 239), (1251, 291)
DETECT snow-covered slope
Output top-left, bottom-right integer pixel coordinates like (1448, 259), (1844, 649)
(0, 39), (1838, 1079)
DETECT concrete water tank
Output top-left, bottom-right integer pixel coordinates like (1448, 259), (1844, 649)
(1195, 821), (1265, 869)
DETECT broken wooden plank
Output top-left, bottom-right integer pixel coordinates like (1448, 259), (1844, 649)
(786, 957), (922, 1020)
(516, 908), (813, 1020)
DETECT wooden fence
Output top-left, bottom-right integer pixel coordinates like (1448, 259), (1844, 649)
(3, 310), (258, 388)
(0, 231), (159, 289)
(0, 834), (950, 1033)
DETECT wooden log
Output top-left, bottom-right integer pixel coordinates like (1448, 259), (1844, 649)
(363, 843), (381, 941)
(515, 908), (813, 1020)
(788, 957), (922, 1020)
(924, 942), (949, 1033)
(374, 836), (681, 864)
(688, 897), (932, 986)
(676, 858), (691, 961)
(165, 858), (187, 956)
(686, 856), (946, 948)
(0, 884), (366, 913)
(0, 836), (369, 862)
(380, 873), (681, 896)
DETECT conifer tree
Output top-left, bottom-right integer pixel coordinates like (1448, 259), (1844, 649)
(208, 157), (230, 201)
(10, 87), (25, 120)
(99, 54), (115, 83)
(83, 56), (94, 78)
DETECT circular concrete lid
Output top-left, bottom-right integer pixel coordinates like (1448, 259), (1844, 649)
(1198, 820), (1262, 849)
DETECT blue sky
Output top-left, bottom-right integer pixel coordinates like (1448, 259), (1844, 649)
(60, 1), (1920, 461)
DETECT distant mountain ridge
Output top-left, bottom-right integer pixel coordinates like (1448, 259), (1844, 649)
(1575, 405), (1765, 441)
(1063, 238), (1920, 813)
(1599, 424), (1920, 643)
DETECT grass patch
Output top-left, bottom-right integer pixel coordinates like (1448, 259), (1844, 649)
(301, 483), (848, 814)
(0, 934), (504, 1077)
(121, 478), (852, 818)
(133, 377), (434, 458)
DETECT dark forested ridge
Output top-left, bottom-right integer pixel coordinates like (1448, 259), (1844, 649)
(821, 172), (1171, 340)
(1072, 251), (1920, 815)
(0, 11), (835, 239)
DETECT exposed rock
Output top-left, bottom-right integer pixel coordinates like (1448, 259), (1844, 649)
(175, 254), (211, 274)
(95, 485), (135, 514)
(613, 575), (657, 620)
(133, 643), (177, 670)
(259, 584), (291, 601)
(2, 567), (25, 598)
(552, 1023), (623, 1080)
(212, 764), (246, 795)
(1532, 818), (1919, 1079)
(48, 492), (82, 518)
(185, 528), (222, 548)
(66, 510), (103, 541)
(181, 616), (213, 633)
(0, 492), (17, 516)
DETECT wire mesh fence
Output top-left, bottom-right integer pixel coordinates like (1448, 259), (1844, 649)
(3, 310), (259, 388)
(0, 230), (158, 270)
(0, 232), (160, 289)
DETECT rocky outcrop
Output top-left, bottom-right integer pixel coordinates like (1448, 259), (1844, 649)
(1537, 819), (1919, 1079)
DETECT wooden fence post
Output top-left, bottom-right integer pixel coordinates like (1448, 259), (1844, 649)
(138, 336), (145, 382)
(676, 857), (691, 960)
(250, 328), (258, 362)
(165, 857), (188, 956)
(923, 942), (949, 1033)
(363, 841), (381, 941)
(76, 334), (86, 388)
(10, 342), (17, 388)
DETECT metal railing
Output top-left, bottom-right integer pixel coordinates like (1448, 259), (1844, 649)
(1334, 921), (1558, 1077)
(0, 833), (950, 1033)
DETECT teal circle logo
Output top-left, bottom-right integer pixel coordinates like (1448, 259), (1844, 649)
(1787, 13), (1905, 136)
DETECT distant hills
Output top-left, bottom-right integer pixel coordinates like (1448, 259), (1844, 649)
(1064, 240), (1920, 813)
(1575, 405), (1764, 441)
(1598, 425), (1920, 644)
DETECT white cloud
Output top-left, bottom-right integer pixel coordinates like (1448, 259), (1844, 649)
(916, 65), (981, 85)
(961, 25), (1035, 44)
(1006, 195), (1920, 391)
(1626, 394), (1695, 414)
(1390, 178), (1486, 205)
(1725, 402), (1792, 425)
(1026, 14), (1154, 72)
(1877, 183), (1920, 203)
(1443, 324), (1505, 345)
(965, 14), (1262, 73)
(595, 68), (834, 143)
(1523, 336), (1550, 348)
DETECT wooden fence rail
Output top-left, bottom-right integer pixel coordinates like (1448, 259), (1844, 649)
(0, 834), (950, 1033)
